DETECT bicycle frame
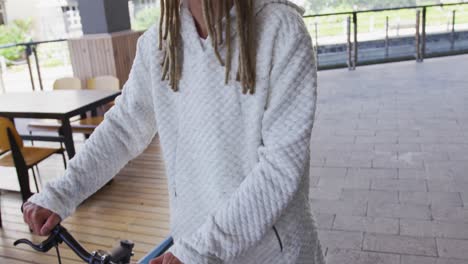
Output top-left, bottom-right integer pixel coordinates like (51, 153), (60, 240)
(137, 236), (174, 264)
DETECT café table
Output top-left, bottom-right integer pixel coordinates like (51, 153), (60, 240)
(0, 89), (121, 201)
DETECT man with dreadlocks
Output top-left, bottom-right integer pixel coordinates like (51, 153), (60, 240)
(23, 0), (324, 263)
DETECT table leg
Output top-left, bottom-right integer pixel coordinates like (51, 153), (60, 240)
(7, 129), (33, 202)
(61, 118), (76, 158)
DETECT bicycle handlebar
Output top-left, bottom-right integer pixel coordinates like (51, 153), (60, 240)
(14, 224), (134, 264)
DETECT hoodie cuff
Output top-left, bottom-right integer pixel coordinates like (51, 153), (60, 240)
(27, 192), (70, 221)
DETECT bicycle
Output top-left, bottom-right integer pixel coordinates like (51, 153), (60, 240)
(14, 224), (174, 264)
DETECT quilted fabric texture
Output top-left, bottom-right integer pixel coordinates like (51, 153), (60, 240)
(28, 1), (324, 263)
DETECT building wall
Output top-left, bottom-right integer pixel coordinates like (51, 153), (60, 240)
(3, 0), (79, 40)
(3, 0), (38, 23)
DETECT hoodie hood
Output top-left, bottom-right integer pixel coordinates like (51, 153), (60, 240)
(254, 0), (306, 16)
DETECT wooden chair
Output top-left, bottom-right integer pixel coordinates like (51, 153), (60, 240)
(0, 118), (67, 227)
(70, 76), (120, 135)
(27, 77), (83, 134)
(87, 75), (120, 90)
(0, 118), (67, 193)
(53, 77), (82, 90)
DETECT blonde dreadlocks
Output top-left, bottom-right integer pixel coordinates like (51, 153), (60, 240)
(158, 0), (257, 94)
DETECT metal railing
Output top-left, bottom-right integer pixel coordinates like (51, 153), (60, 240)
(1, 2), (468, 93)
(0, 39), (68, 92)
(304, 2), (468, 70)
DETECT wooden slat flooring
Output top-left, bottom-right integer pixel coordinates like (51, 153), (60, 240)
(0, 135), (170, 263)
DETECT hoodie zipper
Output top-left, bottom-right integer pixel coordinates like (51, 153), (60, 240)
(272, 225), (283, 252)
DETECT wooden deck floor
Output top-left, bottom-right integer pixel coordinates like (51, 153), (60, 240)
(0, 135), (170, 263)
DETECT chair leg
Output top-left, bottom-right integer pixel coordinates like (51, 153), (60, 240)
(31, 167), (40, 193)
(29, 131), (34, 146)
(61, 152), (67, 169)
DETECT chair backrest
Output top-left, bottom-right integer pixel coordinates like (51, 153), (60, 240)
(87, 76), (120, 91)
(53, 77), (82, 90)
(0, 117), (23, 154)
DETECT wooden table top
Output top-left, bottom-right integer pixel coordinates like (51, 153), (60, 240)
(0, 90), (121, 118)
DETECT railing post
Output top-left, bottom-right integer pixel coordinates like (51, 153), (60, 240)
(451, 10), (456, 50)
(385, 16), (389, 58)
(25, 44), (36, 91)
(353, 11), (358, 70)
(421, 7), (427, 61)
(415, 10), (421, 62)
(32, 45), (44, 91)
(347, 16), (352, 70)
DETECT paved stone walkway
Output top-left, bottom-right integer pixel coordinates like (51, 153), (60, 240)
(310, 55), (468, 264)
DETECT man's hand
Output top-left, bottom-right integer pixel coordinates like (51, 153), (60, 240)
(150, 252), (183, 264)
(22, 201), (61, 236)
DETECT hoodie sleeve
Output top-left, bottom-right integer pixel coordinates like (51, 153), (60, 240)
(27, 32), (158, 220)
(173, 20), (318, 264)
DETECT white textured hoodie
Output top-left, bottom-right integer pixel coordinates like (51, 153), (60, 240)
(28, 0), (325, 263)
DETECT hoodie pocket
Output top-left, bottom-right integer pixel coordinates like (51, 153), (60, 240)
(272, 225), (283, 252)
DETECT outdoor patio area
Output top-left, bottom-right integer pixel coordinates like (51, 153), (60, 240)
(0, 54), (467, 263)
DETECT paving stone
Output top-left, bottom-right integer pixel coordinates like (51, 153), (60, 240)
(367, 202), (431, 220)
(325, 157), (373, 168)
(347, 168), (398, 180)
(377, 130), (419, 137)
(363, 233), (438, 256)
(401, 255), (437, 264)
(340, 189), (398, 204)
(310, 187), (342, 200)
(436, 258), (468, 264)
(437, 238), (468, 260)
(461, 192), (468, 206)
(310, 155), (326, 167)
(318, 176), (371, 190)
(310, 167), (347, 179)
(399, 191), (463, 207)
(311, 135), (356, 144)
(400, 219), (468, 239)
(399, 168), (449, 180)
(374, 143), (422, 153)
(333, 215), (398, 235)
(314, 142), (375, 152)
(372, 156), (424, 169)
(400, 255), (467, 264)
(371, 179), (427, 192)
(317, 230), (363, 251)
(421, 144), (468, 153)
(335, 129), (375, 136)
(447, 151), (468, 161)
(356, 136), (398, 144)
(326, 248), (400, 264)
(359, 121), (398, 130)
(398, 151), (449, 162)
(427, 180), (458, 192)
(426, 161), (468, 181)
(314, 213), (335, 229)
(431, 206), (468, 223)
(310, 200), (367, 216)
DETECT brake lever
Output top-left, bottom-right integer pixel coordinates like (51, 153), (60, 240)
(14, 225), (63, 252)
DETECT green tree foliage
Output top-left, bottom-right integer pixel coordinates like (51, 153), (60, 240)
(133, 7), (160, 31)
(0, 19), (32, 62)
